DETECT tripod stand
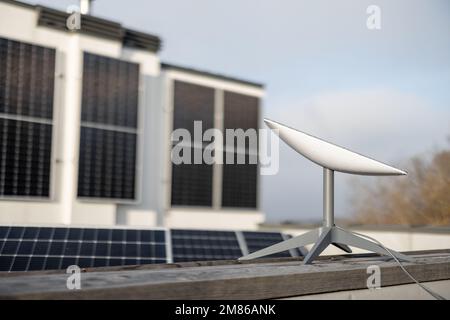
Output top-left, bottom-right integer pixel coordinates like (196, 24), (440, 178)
(239, 119), (414, 264)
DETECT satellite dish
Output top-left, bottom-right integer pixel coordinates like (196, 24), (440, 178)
(264, 119), (407, 176)
(239, 118), (413, 264)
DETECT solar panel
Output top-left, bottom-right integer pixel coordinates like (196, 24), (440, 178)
(78, 52), (139, 200)
(171, 229), (243, 262)
(0, 226), (166, 271)
(171, 81), (215, 207)
(0, 226), (304, 271)
(222, 152), (258, 208)
(171, 146), (213, 207)
(0, 37), (55, 198)
(243, 231), (301, 258)
(221, 91), (259, 208)
(78, 127), (136, 199)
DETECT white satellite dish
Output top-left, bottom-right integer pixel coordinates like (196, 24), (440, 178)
(239, 118), (413, 264)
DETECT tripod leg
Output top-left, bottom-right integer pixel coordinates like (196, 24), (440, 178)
(332, 242), (352, 253)
(303, 228), (333, 264)
(332, 228), (414, 262)
(239, 228), (319, 260)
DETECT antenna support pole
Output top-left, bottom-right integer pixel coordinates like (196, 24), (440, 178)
(323, 168), (334, 227)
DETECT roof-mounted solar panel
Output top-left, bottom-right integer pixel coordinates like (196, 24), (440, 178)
(170, 229), (243, 262)
(243, 231), (304, 258)
(0, 226), (305, 272)
(0, 226), (166, 271)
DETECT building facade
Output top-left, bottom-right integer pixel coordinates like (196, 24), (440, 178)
(0, 0), (265, 230)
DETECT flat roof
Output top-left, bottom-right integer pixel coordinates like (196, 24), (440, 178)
(161, 62), (265, 88)
(0, 0), (162, 53)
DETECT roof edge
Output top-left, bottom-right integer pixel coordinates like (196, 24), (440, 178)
(161, 62), (265, 89)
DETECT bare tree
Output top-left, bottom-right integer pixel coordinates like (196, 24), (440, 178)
(351, 145), (450, 226)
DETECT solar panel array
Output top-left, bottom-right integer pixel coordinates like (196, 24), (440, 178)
(0, 226), (304, 271)
(0, 37), (55, 198)
(171, 229), (242, 262)
(78, 52), (140, 201)
(170, 81), (261, 209)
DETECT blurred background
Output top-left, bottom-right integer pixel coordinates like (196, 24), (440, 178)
(17, 0), (449, 225)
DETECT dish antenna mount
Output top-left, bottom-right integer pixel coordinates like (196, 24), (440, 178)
(239, 119), (413, 264)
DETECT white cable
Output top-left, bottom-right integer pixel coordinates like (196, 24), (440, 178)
(335, 226), (446, 300)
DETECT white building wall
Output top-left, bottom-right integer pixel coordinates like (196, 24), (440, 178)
(166, 209), (264, 231)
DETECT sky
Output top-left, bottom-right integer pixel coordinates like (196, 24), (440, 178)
(24, 0), (450, 222)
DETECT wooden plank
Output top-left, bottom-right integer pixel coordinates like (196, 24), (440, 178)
(0, 251), (449, 299)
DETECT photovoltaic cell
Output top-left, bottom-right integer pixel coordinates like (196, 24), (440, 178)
(0, 226), (166, 271)
(171, 229), (243, 262)
(78, 52), (139, 200)
(0, 37), (55, 198)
